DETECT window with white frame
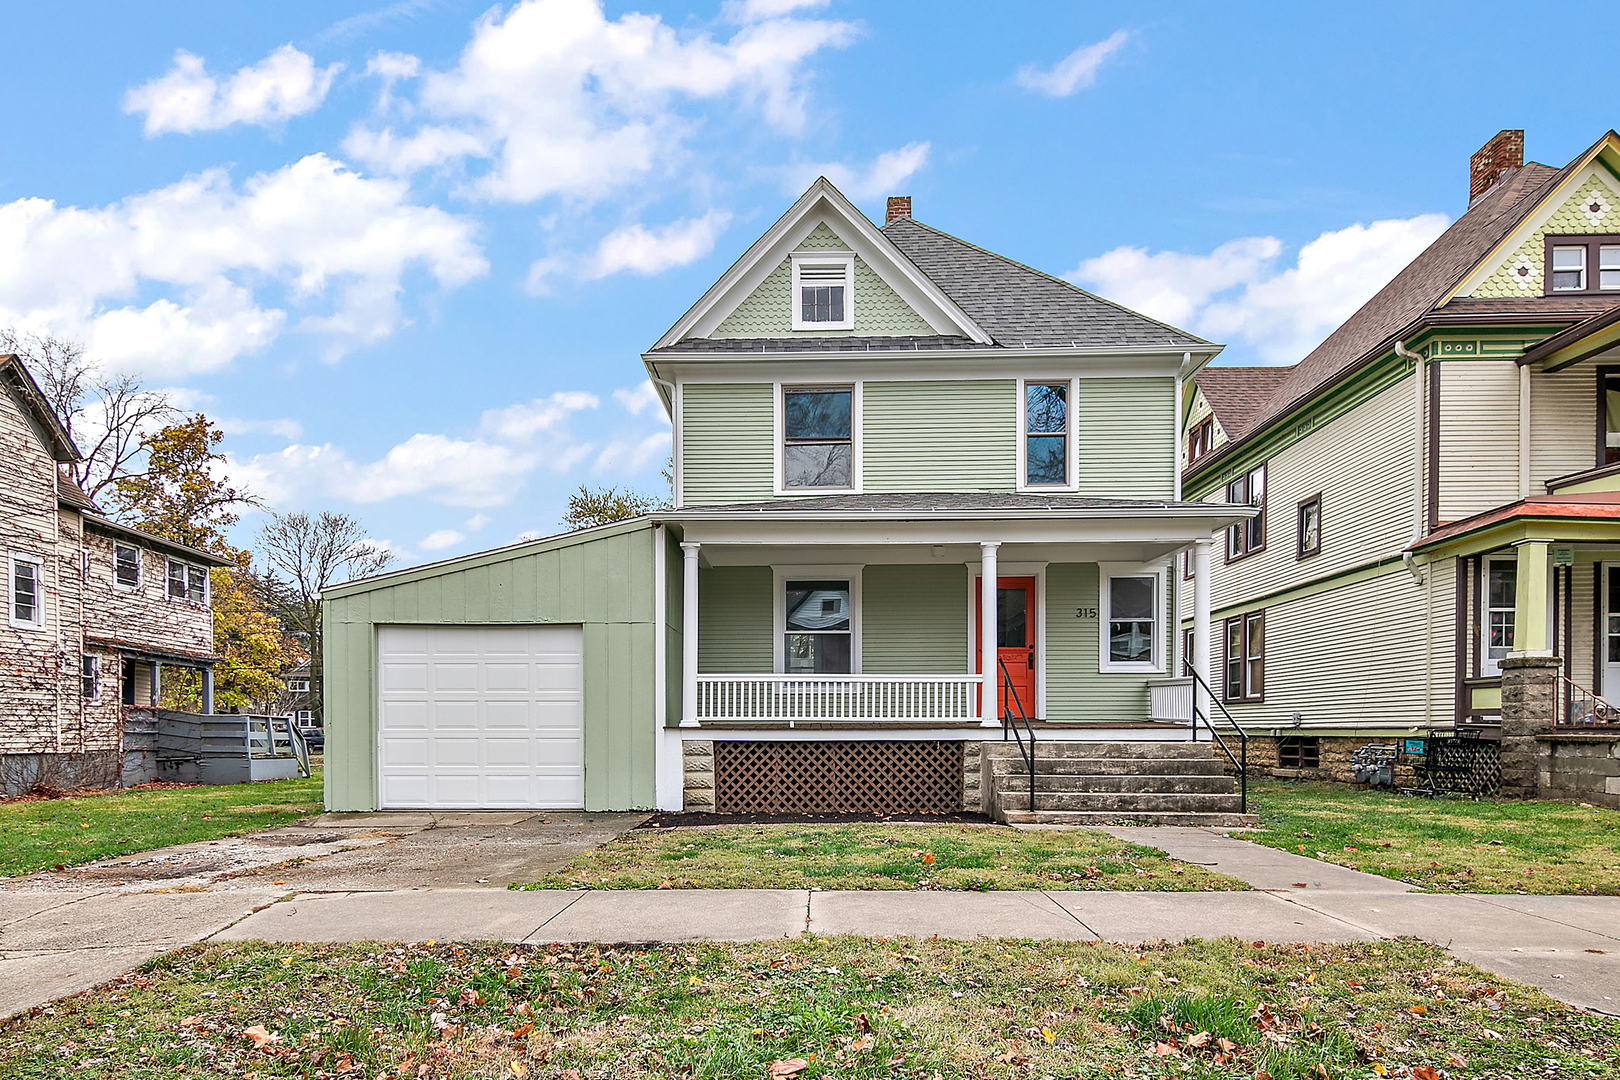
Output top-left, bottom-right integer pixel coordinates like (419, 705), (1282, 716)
(790, 252), (854, 331)
(9, 553), (43, 630)
(82, 655), (101, 702)
(782, 386), (854, 490)
(1483, 556), (1517, 675)
(783, 579), (853, 674)
(114, 543), (142, 589)
(1098, 566), (1164, 672)
(1023, 382), (1070, 486)
(296, 709), (315, 724)
(167, 559), (209, 604)
(1224, 611), (1265, 702)
(288, 678), (310, 693)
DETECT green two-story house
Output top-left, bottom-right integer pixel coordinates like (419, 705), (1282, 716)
(321, 178), (1249, 815)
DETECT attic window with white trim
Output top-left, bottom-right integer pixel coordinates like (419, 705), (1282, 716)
(791, 252), (854, 331)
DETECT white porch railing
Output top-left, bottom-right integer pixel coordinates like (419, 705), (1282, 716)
(696, 674), (982, 724)
(1148, 676), (1193, 723)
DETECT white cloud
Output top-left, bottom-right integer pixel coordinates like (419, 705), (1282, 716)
(723, 0), (829, 22)
(587, 211), (732, 278)
(366, 51), (421, 81)
(780, 141), (930, 201)
(124, 45), (343, 135)
(479, 390), (599, 443)
(215, 415), (304, 440)
(593, 430), (671, 474)
(419, 528), (465, 550)
(613, 379), (663, 417)
(344, 0), (857, 203)
(1071, 213), (1451, 364)
(1016, 29), (1129, 98)
(463, 512), (492, 531)
(0, 153), (486, 376)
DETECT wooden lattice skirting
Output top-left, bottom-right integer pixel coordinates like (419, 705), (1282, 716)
(714, 740), (963, 814)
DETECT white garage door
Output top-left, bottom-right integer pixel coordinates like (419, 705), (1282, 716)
(376, 625), (584, 809)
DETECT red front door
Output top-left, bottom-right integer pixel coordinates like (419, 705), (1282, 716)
(976, 576), (1036, 720)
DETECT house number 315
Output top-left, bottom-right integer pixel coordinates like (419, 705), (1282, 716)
(1074, 607), (1098, 619)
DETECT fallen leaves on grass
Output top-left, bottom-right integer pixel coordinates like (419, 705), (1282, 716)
(768, 1057), (809, 1077)
(240, 1024), (280, 1049)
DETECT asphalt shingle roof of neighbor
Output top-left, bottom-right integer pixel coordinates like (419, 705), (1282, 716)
(878, 217), (1210, 349)
(676, 492), (1222, 514)
(1193, 367), (1292, 443)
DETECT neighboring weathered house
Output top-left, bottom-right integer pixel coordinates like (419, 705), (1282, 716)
(1180, 130), (1620, 804)
(1, 353), (231, 794)
(322, 179), (1254, 819)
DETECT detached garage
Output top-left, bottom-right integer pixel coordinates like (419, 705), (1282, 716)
(322, 520), (677, 812)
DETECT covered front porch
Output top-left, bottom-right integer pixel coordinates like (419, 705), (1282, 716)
(659, 495), (1251, 732)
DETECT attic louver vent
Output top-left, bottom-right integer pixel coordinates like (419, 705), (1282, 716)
(798, 264), (847, 281)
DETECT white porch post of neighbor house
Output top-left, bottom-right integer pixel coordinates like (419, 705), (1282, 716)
(980, 541), (1000, 727)
(680, 542), (701, 727)
(1192, 537), (1213, 723)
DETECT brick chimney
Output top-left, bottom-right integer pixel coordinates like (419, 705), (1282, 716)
(1470, 130), (1524, 204)
(886, 196), (911, 224)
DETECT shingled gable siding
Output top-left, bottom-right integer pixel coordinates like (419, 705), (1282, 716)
(1471, 174), (1620, 298)
(322, 522), (659, 812)
(1078, 378), (1177, 497)
(862, 380), (1016, 492)
(861, 564), (968, 674)
(710, 223), (935, 338)
(697, 565), (773, 673)
(680, 383), (774, 505)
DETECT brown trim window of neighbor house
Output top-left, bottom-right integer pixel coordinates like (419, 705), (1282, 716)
(1297, 494), (1322, 559)
(1598, 368), (1620, 465)
(1545, 234), (1620, 295)
(1187, 416), (1214, 463)
(1226, 464), (1266, 561)
(1223, 611), (1264, 703)
(1277, 735), (1320, 769)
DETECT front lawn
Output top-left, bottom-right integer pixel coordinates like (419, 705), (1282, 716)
(1250, 781), (1620, 894)
(2, 937), (1613, 1079)
(518, 823), (1249, 891)
(0, 770), (323, 878)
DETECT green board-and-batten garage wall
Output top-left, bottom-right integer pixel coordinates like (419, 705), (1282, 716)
(322, 519), (662, 812)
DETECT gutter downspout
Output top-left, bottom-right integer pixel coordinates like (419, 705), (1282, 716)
(1394, 341), (1426, 585)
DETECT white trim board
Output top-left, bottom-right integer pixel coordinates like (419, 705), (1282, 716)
(967, 560), (1047, 720)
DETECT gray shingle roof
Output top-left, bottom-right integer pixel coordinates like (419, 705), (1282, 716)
(653, 334), (985, 353)
(675, 492), (1218, 514)
(879, 218), (1209, 349)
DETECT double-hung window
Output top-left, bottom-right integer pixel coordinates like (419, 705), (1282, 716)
(1187, 416), (1214, 463)
(1023, 381), (1069, 486)
(1297, 495), (1322, 559)
(1551, 245), (1587, 291)
(784, 579), (852, 674)
(82, 655), (101, 702)
(10, 554), (43, 630)
(168, 559), (209, 604)
(1098, 566), (1164, 672)
(1482, 556), (1517, 675)
(790, 253), (854, 331)
(288, 678), (310, 693)
(1543, 236), (1620, 295)
(1226, 463), (1266, 560)
(1224, 612), (1264, 702)
(782, 386), (854, 490)
(114, 543), (141, 589)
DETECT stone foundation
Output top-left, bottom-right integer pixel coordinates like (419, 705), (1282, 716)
(1537, 733), (1620, 808)
(0, 751), (122, 796)
(682, 739), (715, 812)
(962, 741), (982, 812)
(1223, 734), (1423, 787)
(1501, 654), (1561, 797)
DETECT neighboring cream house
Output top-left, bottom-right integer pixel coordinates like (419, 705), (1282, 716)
(1180, 130), (1620, 791)
(1, 354), (229, 794)
(322, 179), (1253, 817)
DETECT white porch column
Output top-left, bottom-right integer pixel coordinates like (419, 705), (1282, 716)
(980, 541), (1000, 727)
(680, 542), (701, 728)
(1192, 537), (1213, 723)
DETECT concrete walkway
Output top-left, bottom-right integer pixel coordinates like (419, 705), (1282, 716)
(3, 821), (1617, 1020)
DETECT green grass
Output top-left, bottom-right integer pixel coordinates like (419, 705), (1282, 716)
(517, 823), (1250, 891)
(1250, 781), (1620, 894)
(0, 769), (323, 878)
(2, 937), (1613, 1079)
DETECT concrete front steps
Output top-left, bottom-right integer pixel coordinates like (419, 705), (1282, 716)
(983, 740), (1258, 827)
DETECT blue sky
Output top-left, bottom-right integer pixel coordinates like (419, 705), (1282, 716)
(2, 0), (1614, 567)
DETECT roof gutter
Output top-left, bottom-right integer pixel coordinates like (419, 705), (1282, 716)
(1393, 340), (1427, 584)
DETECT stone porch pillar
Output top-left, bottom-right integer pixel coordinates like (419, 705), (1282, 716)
(980, 541), (1000, 727)
(1500, 653), (1560, 797)
(680, 542), (701, 728)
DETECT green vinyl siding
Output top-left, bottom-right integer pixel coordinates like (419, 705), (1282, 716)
(1044, 563), (1152, 720)
(861, 564), (968, 673)
(681, 383), (773, 505)
(1078, 377), (1177, 497)
(322, 521), (658, 813)
(698, 565), (773, 672)
(863, 380), (1016, 491)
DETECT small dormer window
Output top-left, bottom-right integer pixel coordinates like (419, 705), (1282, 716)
(1552, 245), (1586, 290)
(790, 252), (854, 331)
(1543, 236), (1620, 294)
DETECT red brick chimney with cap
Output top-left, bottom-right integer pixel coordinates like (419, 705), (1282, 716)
(886, 196), (911, 224)
(1470, 130), (1524, 204)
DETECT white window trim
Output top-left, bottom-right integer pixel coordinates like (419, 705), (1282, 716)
(772, 381), (863, 496)
(167, 558), (210, 606)
(1097, 561), (1169, 674)
(771, 564), (863, 675)
(1015, 377), (1080, 492)
(8, 552), (45, 631)
(113, 543), (143, 592)
(288, 679), (310, 693)
(789, 251), (855, 331)
(1481, 554), (1518, 678)
(966, 560), (1048, 720)
(82, 654), (102, 703)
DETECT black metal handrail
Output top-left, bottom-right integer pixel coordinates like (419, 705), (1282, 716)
(1181, 661), (1249, 814)
(998, 658), (1038, 813)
